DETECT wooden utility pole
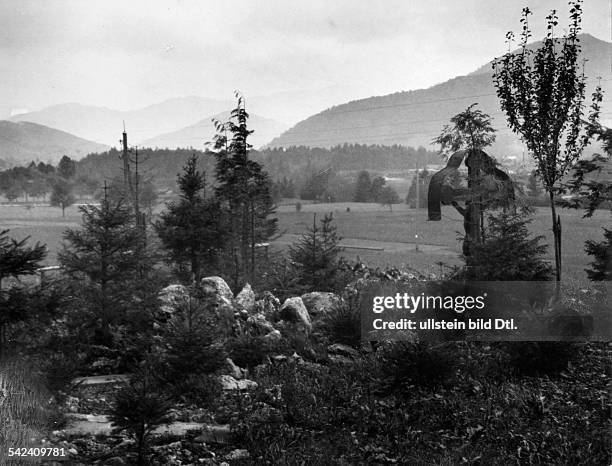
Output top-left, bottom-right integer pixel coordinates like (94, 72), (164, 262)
(122, 123), (130, 191)
(415, 160), (420, 210)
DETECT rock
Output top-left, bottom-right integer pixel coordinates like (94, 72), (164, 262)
(301, 292), (341, 317)
(218, 375), (258, 391)
(104, 458), (126, 466)
(194, 424), (232, 444)
(226, 449), (250, 461)
(246, 313), (276, 335)
(263, 329), (282, 342)
(72, 374), (129, 386)
(224, 358), (244, 380)
(278, 297), (311, 330)
(327, 343), (361, 359)
(328, 354), (356, 365)
(235, 283), (256, 312)
(158, 284), (190, 313)
(200, 276), (233, 300)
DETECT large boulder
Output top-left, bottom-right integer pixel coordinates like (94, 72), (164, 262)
(278, 297), (312, 331)
(327, 343), (361, 359)
(300, 292), (342, 318)
(219, 375), (258, 391)
(235, 283), (256, 312)
(158, 284), (190, 314)
(200, 276), (234, 301)
(223, 358), (245, 380)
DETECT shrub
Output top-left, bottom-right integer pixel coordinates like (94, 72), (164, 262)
(454, 209), (553, 281)
(504, 341), (575, 377)
(321, 297), (362, 348)
(379, 342), (458, 390)
(108, 370), (172, 466)
(229, 333), (276, 370)
(166, 374), (221, 408)
(41, 352), (82, 404)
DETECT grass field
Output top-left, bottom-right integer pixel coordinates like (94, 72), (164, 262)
(1, 200), (610, 286)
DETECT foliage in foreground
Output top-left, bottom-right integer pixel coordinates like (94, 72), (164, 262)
(0, 358), (66, 464)
(232, 343), (611, 465)
(108, 369), (173, 466)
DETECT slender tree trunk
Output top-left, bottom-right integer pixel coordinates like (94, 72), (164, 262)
(137, 427), (145, 466)
(549, 191), (561, 281)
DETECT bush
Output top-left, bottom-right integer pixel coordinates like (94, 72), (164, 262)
(321, 298), (361, 348)
(229, 333), (277, 370)
(379, 342), (458, 390)
(166, 373), (221, 408)
(41, 352), (82, 404)
(454, 209), (553, 281)
(504, 342), (575, 376)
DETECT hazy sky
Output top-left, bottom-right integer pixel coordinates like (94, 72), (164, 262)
(1, 0), (610, 119)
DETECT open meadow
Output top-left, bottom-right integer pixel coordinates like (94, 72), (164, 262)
(2, 200), (609, 287)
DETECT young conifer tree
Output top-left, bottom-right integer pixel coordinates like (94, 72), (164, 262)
(59, 196), (144, 345)
(155, 155), (224, 282)
(289, 212), (342, 292)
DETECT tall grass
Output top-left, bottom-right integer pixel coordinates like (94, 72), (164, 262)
(0, 358), (58, 464)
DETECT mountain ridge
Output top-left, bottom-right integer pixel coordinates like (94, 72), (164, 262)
(0, 120), (109, 167)
(267, 34), (612, 158)
(140, 111), (288, 151)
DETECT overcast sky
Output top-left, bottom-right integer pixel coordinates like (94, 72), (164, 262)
(1, 0), (610, 120)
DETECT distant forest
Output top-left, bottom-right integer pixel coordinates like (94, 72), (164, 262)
(0, 144), (439, 204)
(76, 143), (438, 191)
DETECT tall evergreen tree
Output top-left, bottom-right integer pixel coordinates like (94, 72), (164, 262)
(155, 155), (224, 282)
(289, 213), (342, 292)
(0, 230), (47, 351)
(211, 93), (277, 285)
(353, 170), (372, 202)
(406, 169), (432, 208)
(58, 197), (144, 345)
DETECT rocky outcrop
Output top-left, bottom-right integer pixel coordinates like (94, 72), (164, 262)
(235, 283), (256, 312)
(219, 375), (258, 391)
(300, 292), (342, 318)
(278, 297), (312, 331)
(224, 358), (246, 380)
(200, 276), (233, 300)
(327, 343), (361, 359)
(158, 284), (190, 314)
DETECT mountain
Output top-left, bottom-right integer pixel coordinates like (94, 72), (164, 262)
(9, 96), (232, 147)
(141, 112), (289, 150)
(0, 120), (109, 167)
(267, 34), (612, 159)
